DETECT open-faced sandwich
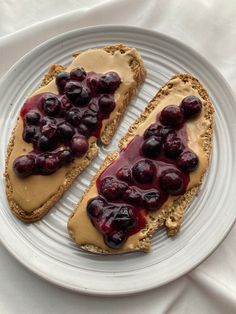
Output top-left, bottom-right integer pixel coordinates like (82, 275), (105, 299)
(5, 44), (146, 222)
(68, 74), (214, 254)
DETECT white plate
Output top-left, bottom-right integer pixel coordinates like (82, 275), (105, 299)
(0, 26), (236, 296)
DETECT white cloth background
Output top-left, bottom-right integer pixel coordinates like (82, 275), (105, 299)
(0, 0), (236, 313)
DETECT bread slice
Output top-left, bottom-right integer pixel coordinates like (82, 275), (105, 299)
(4, 44), (146, 222)
(68, 73), (215, 254)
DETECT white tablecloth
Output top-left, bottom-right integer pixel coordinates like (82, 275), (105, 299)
(1, 1), (236, 313)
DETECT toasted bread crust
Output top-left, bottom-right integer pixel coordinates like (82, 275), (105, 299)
(68, 73), (214, 254)
(5, 44), (146, 222)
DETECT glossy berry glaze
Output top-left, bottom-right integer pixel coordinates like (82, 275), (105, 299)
(87, 96), (202, 249)
(13, 69), (121, 176)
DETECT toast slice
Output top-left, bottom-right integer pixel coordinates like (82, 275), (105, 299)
(68, 74), (214, 254)
(5, 44), (146, 222)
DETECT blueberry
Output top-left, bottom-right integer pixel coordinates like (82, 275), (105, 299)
(160, 169), (184, 194)
(55, 72), (70, 93)
(59, 148), (74, 165)
(82, 114), (98, 128)
(74, 87), (91, 106)
(88, 102), (100, 113)
(70, 135), (89, 156)
(40, 122), (57, 140)
(70, 67), (86, 81)
(58, 122), (75, 140)
(36, 153), (60, 175)
(38, 135), (52, 151)
(144, 123), (162, 139)
(25, 111), (41, 125)
(87, 76), (100, 94)
(77, 123), (91, 137)
(87, 197), (106, 218)
(160, 126), (176, 140)
(116, 167), (132, 183)
(177, 150), (199, 172)
(164, 134), (183, 158)
(43, 96), (61, 116)
(23, 125), (37, 143)
(123, 187), (142, 205)
(100, 177), (128, 201)
(13, 155), (35, 177)
(99, 72), (121, 93)
(160, 105), (184, 128)
(99, 95), (115, 114)
(65, 81), (82, 102)
(132, 160), (156, 183)
(143, 190), (160, 210)
(66, 108), (82, 126)
(105, 230), (125, 249)
(142, 136), (162, 158)
(60, 95), (73, 111)
(111, 206), (136, 230)
(65, 82), (91, 106)
(180, 96), (202, 119)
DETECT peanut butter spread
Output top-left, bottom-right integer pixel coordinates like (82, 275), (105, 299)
(7, 49), (137, 212)
(68, 77), (210, 252)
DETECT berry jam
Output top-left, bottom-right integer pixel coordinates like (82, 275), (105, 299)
(13, 69), (121, 177)
(87, 99), (202, 249)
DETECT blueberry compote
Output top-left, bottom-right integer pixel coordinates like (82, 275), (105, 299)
(87, 97), (202, 249)
(13, 69), (121, 177)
